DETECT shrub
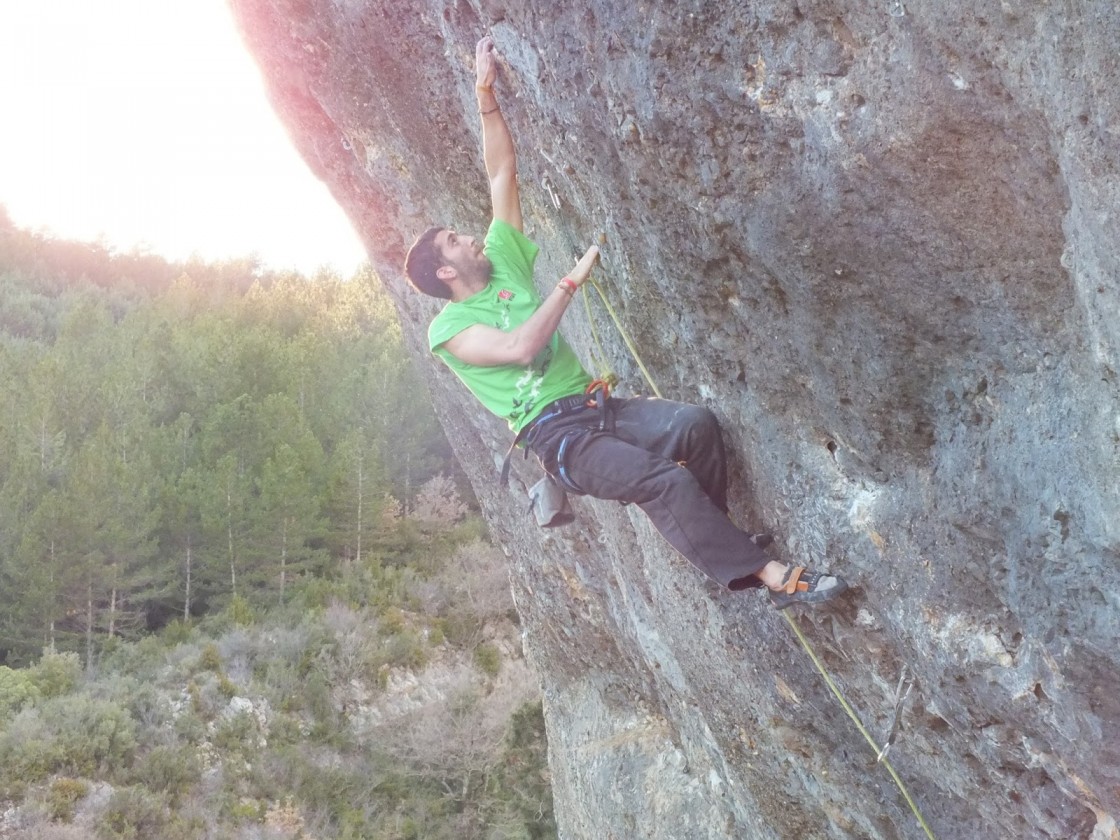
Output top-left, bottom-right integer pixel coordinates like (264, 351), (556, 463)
(264, 713), (302, 748)
(160, 619), (194, 647)
(216, 672), (238, 699)
(0, 695), (136, 785)
(172, 710), (206, 745)
(95, 674), (169, 735)
(96, 786), (197, 840)
(211, 710), (258, 754)
(264, 797), (305, 834)
(196, 643), (222, 673)
(0, 666), (40, 720)
(302, 669), (335, 733)
(227, 594), (255, 627)
(28, 651), (81, 699)
(261, 660), (303, 713)
(40, 695), (138, 778)
(474, 643), (502, 678)
(440, 610), (484, 649)
(47, 777), (89, 823)
(410, 473), (468, 525)
(186, 680), (206, 718)
(131, 745), (201, 806)
(0, 710), (54, 788)
(383, 629), (429, 671)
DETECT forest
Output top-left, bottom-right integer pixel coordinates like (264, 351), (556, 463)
(0, 209), (555, 839)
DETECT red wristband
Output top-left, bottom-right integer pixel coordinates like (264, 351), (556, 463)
(558, 277), (578, 297)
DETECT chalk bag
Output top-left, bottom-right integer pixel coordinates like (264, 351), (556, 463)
(527, 474), (575, 528)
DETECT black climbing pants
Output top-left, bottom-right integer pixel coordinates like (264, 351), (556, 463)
(524, 396), (769, 589)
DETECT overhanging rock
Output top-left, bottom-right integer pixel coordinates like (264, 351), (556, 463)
(230, 1), (1120, 837)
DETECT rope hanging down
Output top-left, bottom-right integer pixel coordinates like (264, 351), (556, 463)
(577, 265), (937, 840)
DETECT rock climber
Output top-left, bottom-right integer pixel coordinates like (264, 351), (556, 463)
(404, 35), (849, 608)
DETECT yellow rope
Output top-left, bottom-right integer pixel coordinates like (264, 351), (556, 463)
(585, 277), (662, 399)
(580, 281), (612, 380)
(780, 613), (937, 838)
(583, 271), (937, 840)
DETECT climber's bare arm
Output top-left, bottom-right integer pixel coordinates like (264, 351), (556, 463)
(475, 36), (523, 232)
(442, 245), (600, 366)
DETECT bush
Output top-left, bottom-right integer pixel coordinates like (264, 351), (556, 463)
(98, 786), (162, 840)
(216, 672), (238, 699)
(439, 610), (484, 649)
(100, 635), (165, 679)
(0, 695), (137, 785)
(47, 777), (89, 823)
(426, 624), (446, 647)
(41, 695), (138, 778)
(227, 595), (255, 627)
(474, 643), (502, 678)
(131, 745), (201, 806)
(0, 666), (40, 721)
(160, 619), (194, 647)
(94, 674), (170, 736)
(28, 651), (82, 699)
(185, 681), (206, 718)
(0, 711), (54, 788)
(382, 629), (429, 671)
(172, 710), (206, 745)
(196, 643), (222, 673)
(489, 701), (557, 840)
(97, 786), (200, 840)
(264, 712), (303, 748)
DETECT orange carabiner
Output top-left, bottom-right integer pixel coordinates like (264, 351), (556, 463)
(585, 378), (611, 408)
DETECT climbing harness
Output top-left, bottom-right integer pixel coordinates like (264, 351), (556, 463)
(578, 260), (938, 840)
(499, 376), (619, 494)
(499, 393), (590, 486)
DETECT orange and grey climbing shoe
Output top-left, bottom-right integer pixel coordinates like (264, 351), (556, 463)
(769, 566), (849, 610)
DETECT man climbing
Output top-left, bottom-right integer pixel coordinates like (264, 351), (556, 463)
(404, 36), (848, 608)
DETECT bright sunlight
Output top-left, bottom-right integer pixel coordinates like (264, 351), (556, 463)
(0, 0), (367, 274)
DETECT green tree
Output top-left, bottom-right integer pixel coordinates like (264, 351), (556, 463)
(63, 426), (160, 665)
(321, 427), (387, 567)
(244, 393), (327, 599)
(8, 491), (73, 659)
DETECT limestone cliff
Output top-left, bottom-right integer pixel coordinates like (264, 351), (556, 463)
(229, 1), (1120, 837)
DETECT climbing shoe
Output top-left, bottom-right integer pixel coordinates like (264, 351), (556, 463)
(768, 566), (849, 610)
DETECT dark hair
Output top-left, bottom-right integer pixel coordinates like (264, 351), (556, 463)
(404, 226), (452, 299)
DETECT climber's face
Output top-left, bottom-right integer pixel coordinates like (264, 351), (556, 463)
(435, 229), (492, 285)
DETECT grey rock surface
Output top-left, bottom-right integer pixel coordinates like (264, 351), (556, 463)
(230, 1), (1120, 837)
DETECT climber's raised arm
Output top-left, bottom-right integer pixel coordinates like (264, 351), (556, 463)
(474, 36), (522, 232)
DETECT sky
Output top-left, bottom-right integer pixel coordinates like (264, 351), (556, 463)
(0, 1), (368, 276)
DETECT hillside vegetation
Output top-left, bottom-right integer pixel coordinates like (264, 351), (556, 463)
(0, 214), (556, 839)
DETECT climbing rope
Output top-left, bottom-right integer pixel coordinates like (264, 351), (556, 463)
(586, 277), (662, 400)
(781, 615), (936, 838)
(579, 282), (614, 384)
(579, 268), (937, 840)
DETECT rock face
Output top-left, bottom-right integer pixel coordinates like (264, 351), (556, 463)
(230, 1), (1119, 837)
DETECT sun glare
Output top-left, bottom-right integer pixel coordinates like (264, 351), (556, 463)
(0, 0), (366, 274)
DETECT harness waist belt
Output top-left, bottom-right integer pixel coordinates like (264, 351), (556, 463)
(530, 394), (591, 425)
(499, 393), (591, 485)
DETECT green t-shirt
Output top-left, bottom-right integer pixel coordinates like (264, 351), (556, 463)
(428, 219), (592, 432)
